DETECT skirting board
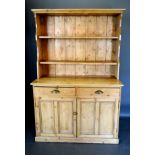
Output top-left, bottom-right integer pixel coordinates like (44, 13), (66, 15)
(35, 136), (119, 144)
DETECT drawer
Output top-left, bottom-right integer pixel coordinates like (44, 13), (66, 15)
(33, 87), (75, 98)
(76, 88), (120, 98)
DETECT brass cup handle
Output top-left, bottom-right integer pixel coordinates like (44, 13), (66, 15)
(73, 112), (78, 115)
(95, 90), (104, 94)
(51, 89), (60, 94)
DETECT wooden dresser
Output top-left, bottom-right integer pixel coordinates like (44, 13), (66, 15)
(31, 9), (125, 144)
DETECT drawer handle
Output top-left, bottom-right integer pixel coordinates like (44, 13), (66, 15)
(73, 112), (78, 115)
(95, 90), (104, 94)
(51, 89), (60, 94)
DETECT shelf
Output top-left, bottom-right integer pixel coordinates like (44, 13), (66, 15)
(31, 77), (123, 87)
(31, 9), (125, 15)
(40, 61), (118, 65)
(38, 36), (119, 39)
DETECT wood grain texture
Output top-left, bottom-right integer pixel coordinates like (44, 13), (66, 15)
(76, 16), (86, 37)
(32, 9), (124, 144)
(31, 77), (123, 87)
(36, 14), (121, 77)
(31, 8), (125, 15)
(34, 97), (77, 138)
(76, 87), (120, 98)
(99, 101), (114, 135)
(58, 99), (76, 137)
(39, 36), (118, 39)
(47, 16), (55, 37)
(40, 100), (55, 134)
(77, 99), (96, 136)
(35, 136), (119, 144)
(33, 87), (75, 98)
(34, 97), (41, 136)
(40, 61), (118, 65)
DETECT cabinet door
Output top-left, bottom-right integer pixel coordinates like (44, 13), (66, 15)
(77, 98), (119, 138)
(56, 98), (76, 138)
(34, 98), (58, 137)
(77, 98), (96, 137)
(34, 97), (76, 138)
(97, 98), (119, 138)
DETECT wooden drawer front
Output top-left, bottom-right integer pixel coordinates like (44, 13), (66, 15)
(34, 87), (75, 98)
(76, 88), (120, 98)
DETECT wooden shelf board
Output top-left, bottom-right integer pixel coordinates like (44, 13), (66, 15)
(40, 61), (118, 65)
(31, 9), (125, 15)
(31, 77), (123, 87)
(38, 36), (119, 39)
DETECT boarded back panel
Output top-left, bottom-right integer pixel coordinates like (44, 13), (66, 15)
(85, 40), (96, 61)
(55, 40), (66, 76)
(86, 16), (96, 36)
(75, 39), (86, 76)
(76, 65), (86, 76)
(96, 40), (106, 75)
(64, 16), (76, 37)
(47, 16), (55, 37)
(55, 16), (66, 76)
(106, 16), (114, 36)
(65, 37), (76, 75)
(76, 16), (86, 37)
(85, 65), (96, 76)
(55, 16), (64, 37)
(41, 15), (118, 77)
(47, 40), (55, 76)
(48, 65), (56, 77)
(96, 16), (107, 37)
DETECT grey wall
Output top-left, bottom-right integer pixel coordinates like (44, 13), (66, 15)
(25, 0), (130, 128)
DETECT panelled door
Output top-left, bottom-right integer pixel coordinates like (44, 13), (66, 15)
(77, 98), (119, 138)
(34, 97), (76, 138)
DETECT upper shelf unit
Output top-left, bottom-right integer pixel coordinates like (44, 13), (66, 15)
(33, 9), (124, 79)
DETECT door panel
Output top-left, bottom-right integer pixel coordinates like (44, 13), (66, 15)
(39, 100), (57, 136)
(77, 98), (118, 138)
(97, 98), (119, 138)
(80, 101), (95, 135)
(77, 99), (96, 136)
(99, 101), (114, 135)
(36, 98), (76, 138)
(58, 99), (76, 137)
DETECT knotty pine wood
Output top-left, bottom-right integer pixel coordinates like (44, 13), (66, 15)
(31, 77), (123, 87)
(34, 97), (77, 138)
(76, 87), (120, 98)
(32, 9), (125, 144)
(77, 98), (118, 138)
(33, 95), (121, 143)
(40, 61), (118, 65)
(39, 36), (119, 39)
(35, 137), (119, 144)
(31, 9), (125, 15)
(35, 15), (121, 78)
(33, 87), (76, 98)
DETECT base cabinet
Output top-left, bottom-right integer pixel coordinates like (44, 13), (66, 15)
(33, 87), (121, 144)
